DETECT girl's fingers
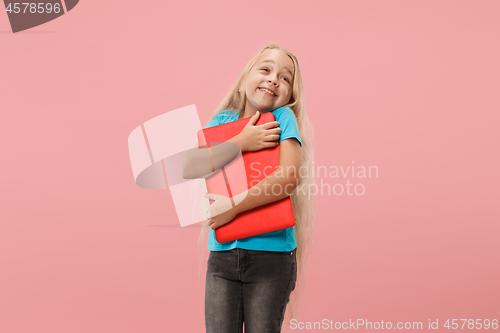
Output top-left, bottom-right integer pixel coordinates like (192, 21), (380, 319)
(246, 111), (260, 126)
(261, 121), (280, 129)
(263, 134), (280, 141)
(263, 141), (279, 148)
(265, 127), (281, 135)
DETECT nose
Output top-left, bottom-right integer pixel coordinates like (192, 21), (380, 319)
(268, 76), (279, 86)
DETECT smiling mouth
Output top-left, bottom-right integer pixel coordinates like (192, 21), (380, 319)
(259, 88), (277, 96)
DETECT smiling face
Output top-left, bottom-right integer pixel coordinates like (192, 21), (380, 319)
(243, 49), (295, 117)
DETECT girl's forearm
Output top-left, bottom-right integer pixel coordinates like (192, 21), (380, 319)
(181, 137), (242, 179)
(233, 166), (299, 215)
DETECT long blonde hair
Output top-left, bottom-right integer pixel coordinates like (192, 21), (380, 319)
(197, 43), (316, 331)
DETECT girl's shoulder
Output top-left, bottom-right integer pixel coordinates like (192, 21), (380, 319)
(272, 105), (295, 118)
(206, 109), (240, 128)
(272, 105), (298, 123)
(218, 109), (239, 116)
(216, 109), (241, 124)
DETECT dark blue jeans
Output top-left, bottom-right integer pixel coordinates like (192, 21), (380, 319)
(205, 248), (297, 333)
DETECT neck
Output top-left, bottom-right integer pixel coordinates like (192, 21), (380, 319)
(242, 100), (261, 119)
(241, 109), (257, 119)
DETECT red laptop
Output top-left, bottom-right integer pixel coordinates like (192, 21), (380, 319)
(197, 111), (296, 243)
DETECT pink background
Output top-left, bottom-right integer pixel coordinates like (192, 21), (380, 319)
(1, 0), (499, 332)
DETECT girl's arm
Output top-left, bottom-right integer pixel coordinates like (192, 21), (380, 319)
(206, 137), (301, 229)
(181, 136), (243, 179)
(233, 138), (302, 214)
(182, 112), (281, 179)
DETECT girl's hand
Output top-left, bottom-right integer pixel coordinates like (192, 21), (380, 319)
(204, 193), (239, 230)
(235, 111), (282, 152)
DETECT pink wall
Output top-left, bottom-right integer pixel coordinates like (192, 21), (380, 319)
(1, 0), (499, 332)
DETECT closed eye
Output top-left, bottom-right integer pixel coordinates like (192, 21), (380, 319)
(261, 67), (291, 83)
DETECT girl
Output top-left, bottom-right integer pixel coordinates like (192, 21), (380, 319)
(182, 43), (316, 333)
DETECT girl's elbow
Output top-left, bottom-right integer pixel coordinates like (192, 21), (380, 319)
(181, 158), (195, 179)
(181, 165), (191, 179)
(181, 168), (193, 180)
(287, 168), (300, 186)
(285, 176), (300, 191)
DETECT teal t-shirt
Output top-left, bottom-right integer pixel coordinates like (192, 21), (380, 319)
(204, 105), (301, 252)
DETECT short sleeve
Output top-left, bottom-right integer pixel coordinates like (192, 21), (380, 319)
(205, 110), (240, 129)
(273, 106), (302, 147)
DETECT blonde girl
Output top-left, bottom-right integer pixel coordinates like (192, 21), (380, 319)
(182, 43), (316, 333)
